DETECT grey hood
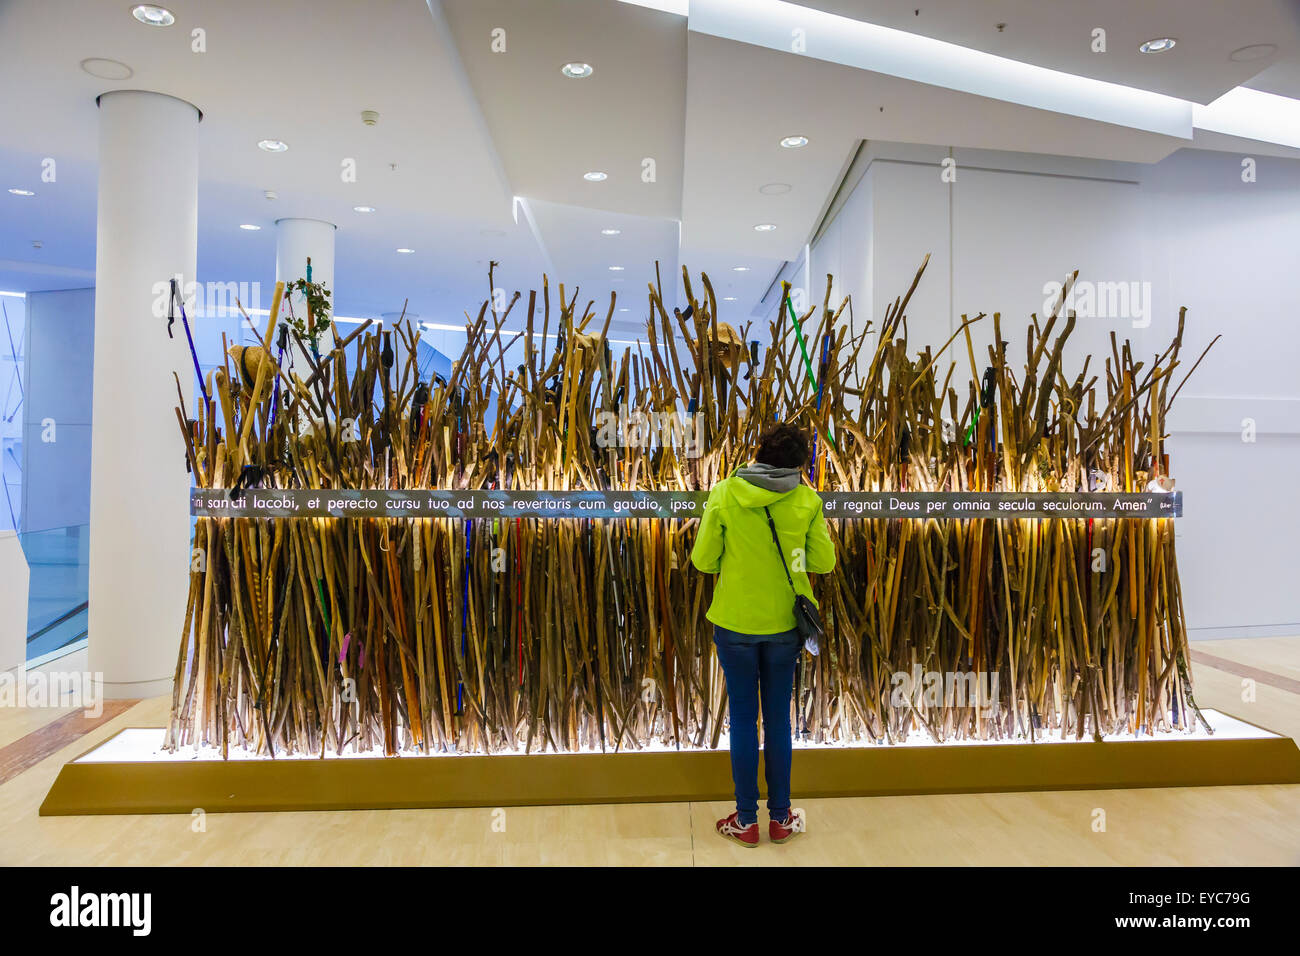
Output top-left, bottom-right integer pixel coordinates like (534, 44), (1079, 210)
(734, 462), (802, 494)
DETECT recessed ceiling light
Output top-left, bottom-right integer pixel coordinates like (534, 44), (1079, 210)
(780, 135), (809, 148)
(1229, 44), (1277, 62)
(601, 228), (621, 236)
(80, 57), (133, 80)
(1139, 38), (1176, 53)
(584, 171), (607, 182)
(239, 224), (261, 231)
(7, 188), (35, 197)
(258, 139), (289, 153)
(609, 265), (625, 271)
(131, 5), (174, 27)
(733, 266), (750, 272)
(396, 248), (415, 254)
(561, 62), (593, 78)
(618, 308), (630, 312)
(759, 182), (791, 195)
(353, 205), (375, 213)
(723, 296), (737, 301)
(754, 223), (777, 232)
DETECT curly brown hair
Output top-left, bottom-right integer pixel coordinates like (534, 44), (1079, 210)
(755, 422), (811, 470)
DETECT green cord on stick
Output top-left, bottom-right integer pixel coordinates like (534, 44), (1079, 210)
(786, 296), (836, 451)
(315, 578), (331, 638)
(786, 297), (818, 391)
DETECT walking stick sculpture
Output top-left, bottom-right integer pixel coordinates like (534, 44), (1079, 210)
(165, 258), (1214, 756)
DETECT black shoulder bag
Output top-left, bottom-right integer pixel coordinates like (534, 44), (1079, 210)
(763, 506), (824, 656)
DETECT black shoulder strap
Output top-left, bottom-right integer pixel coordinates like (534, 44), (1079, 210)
(763, 506), (797, 593)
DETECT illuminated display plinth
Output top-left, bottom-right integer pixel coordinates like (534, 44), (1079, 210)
(40, 711), (1300, 815)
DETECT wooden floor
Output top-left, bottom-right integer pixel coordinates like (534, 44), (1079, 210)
(2, 639), (1298, 865)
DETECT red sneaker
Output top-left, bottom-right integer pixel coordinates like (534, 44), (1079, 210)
(769, 809), (805, 844)
(716, 811), (759, 848)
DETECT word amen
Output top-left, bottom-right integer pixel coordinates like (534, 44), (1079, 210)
(50, 887), (151, 936)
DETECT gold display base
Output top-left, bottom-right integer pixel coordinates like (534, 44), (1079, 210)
(39, 711), (1300, 816)
(40, 712), (1300, 816)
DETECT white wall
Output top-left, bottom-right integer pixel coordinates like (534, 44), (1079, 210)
(1142, 150), (1300, 639)
(812, 142), (1300, 639)
(0, 530), (28, 671)
(23, 288), (94, 533)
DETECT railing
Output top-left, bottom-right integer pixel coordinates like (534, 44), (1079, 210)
(19, 523), (89, 660)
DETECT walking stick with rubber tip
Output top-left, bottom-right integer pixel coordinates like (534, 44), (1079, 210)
(169, 277), (209, 405)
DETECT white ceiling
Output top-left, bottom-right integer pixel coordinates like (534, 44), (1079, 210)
(443, 0), (687, 221)
(785, 0), (1300, 104)
(1, 0), (1298, 333)
(0, 0), (542, 320)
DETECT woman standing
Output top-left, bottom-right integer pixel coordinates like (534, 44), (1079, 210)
(690, 423), (835, 847)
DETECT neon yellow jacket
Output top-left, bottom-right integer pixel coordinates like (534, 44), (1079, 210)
(690, 472), (836, 635)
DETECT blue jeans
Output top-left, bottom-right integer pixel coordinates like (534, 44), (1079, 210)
(713, 625), (801, 826)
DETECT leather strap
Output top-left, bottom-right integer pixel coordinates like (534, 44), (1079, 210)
(763, 506), (797, 594)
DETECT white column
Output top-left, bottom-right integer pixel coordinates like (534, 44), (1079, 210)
(276, 218), (336, 343)
(88, 91), (200, 698)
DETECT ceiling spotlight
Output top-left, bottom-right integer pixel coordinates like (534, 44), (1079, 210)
(618, 308), (630, 312)
(609, 265), (625, 271)
(601, 228), (621, 236)
(7, 188), (35, 196)
(131, 5), (174, 27)
(238, 224), (261, 231)
(257, 139), (289, 153)
(1229, 44), (1277, 62)
(732, 266), (750, 272)
(780, 135), (809, 148)
(759, 182), (791, 195)
(561, 62), (594, 78)
(754, 223), (777, 232)
(353, 205), (375, 213)
(80, 57), (133, 80)
(1139, 37), (1176, 53)
(723, 296), (737, 301)
(584, 171), (608, 181)
(396, 248), (415, 254)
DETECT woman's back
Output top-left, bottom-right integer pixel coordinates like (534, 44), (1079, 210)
(691, 464), (835, 635)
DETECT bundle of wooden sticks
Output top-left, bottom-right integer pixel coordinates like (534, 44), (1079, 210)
(164, 258), (1215, 755)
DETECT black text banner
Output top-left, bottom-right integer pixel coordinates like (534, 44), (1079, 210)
(190, 489), (1182, 520)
